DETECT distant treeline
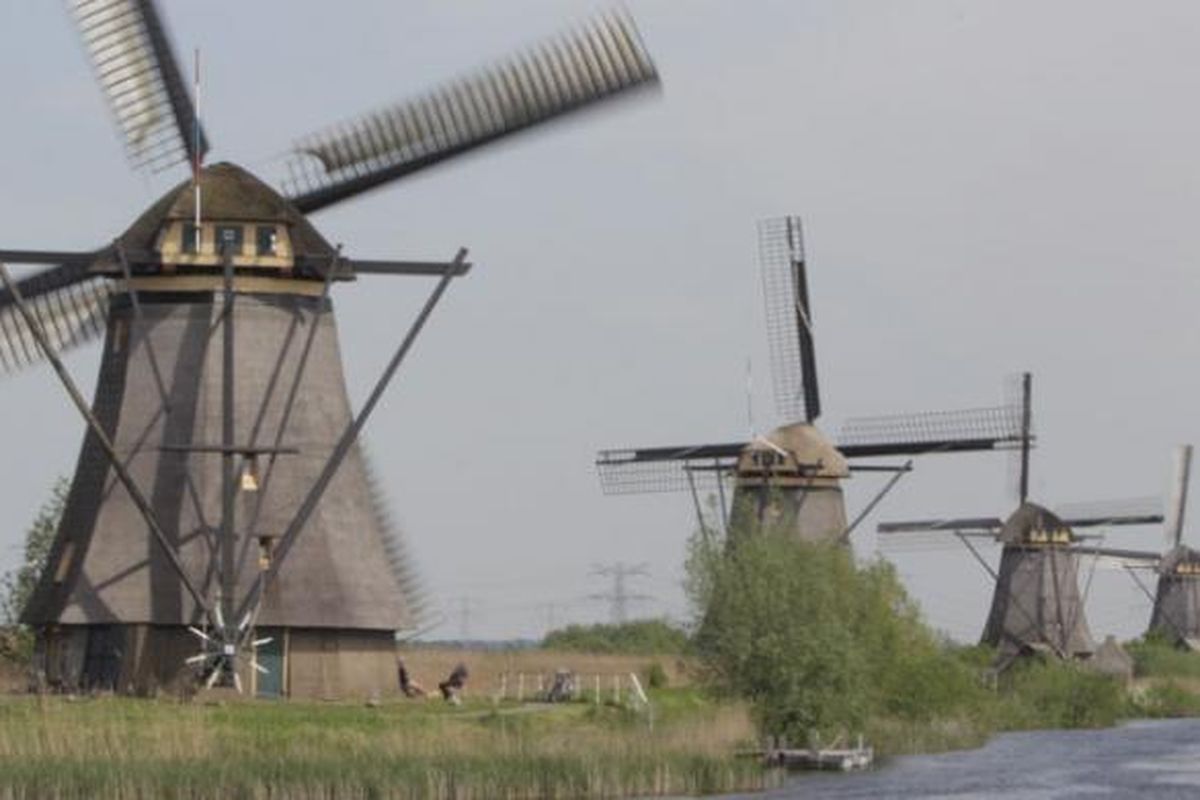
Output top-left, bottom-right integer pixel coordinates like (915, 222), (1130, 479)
(542, 619), (689, 654)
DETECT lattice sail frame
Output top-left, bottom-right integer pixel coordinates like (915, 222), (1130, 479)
(596, 445), (740, 495)
(281, 10), (658, 210)
(879, 500), (1164, 537)
(0, 274), (112, 375)
(69, 0), (206, 172)
(758, 216), (819, 423)
(838, 403), (1026, 450)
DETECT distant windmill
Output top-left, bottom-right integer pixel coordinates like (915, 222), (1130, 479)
(878, 375), (1163, 664)
(596, 216), (1028, 544)
(1088, 446), (1200, 649)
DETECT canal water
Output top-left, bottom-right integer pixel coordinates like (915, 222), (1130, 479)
(729, 719), (1200, 798)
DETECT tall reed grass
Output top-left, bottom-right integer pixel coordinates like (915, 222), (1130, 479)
(0, 691), (771, 798)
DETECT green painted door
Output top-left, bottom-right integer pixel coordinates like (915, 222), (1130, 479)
(256, 630), (284, 698)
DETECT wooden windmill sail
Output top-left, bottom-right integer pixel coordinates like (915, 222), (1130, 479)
(596, 216), (1028, 543)
(1, 0), (659, 697)
(878, 376), (1164, 662)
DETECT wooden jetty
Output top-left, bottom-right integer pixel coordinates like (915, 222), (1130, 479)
(764, 744), (874, 771)
(745, 735), (874, 772)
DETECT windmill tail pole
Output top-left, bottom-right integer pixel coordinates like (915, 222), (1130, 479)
(839, 460), (913, 543)
(235, 248), (468, 634)
(0, 262), (217, 627)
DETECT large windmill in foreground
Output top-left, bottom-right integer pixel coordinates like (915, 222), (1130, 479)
(596, 216), (1028, 543)
(1, 0), (658, 697)
(879, 375), (1163, 664)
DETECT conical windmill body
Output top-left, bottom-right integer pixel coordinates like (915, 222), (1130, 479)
(2, 0), (659, 696)
(880, 375), (1163, 662)
(597, 216), (1028, 544)
(980, 503), (1095, 658)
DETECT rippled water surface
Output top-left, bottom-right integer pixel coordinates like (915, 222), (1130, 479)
(727, 719), (1200, 798)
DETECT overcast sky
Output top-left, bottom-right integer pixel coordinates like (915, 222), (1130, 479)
(0, 0), (1197, 641)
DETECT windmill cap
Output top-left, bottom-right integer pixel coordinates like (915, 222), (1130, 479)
(1160, 545), (1200, 575)
(998, 502), (1074, 545)
(740, 422), (849, 479)
(117, 162), (336, 258)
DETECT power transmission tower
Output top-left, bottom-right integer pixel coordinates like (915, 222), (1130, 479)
(589, 562), (652, 624)
(538, 601), (560, 633)
(449, 596), (479, 641)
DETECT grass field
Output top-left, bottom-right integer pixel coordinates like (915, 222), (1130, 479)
(0, 686), (771, 799)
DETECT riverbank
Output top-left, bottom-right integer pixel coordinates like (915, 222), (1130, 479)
(865, 644), (1200, 757)
(2, 642), (1199, 798)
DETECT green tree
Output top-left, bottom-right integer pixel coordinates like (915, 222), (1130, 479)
(1, 477), (67, 626)
(685, 519), (983, 742)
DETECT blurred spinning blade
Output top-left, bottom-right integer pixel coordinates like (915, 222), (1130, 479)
(282, 9), (659, 213)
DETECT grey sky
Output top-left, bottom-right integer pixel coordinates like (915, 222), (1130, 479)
(0, 0), (1197, 641)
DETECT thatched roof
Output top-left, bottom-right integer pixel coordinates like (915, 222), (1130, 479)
(982, 542), (1095, 657)
(24, 293), (416, 631)
(118, 162), (335, 257)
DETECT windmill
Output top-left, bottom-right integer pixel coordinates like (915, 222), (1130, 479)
(596, 216), (1028, 544)
(1146, 445), (1200, 647)
(1086, 446), (1200, 649)
(1, 0), (658, 697)
(878, 374), (1164, 664)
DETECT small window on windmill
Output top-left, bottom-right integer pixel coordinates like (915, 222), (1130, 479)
(54, 542), (76, 584)
(182, 223), (201, 254)
(752, 450), (783, 469)
(258, 536), (275, 571)
(216, 225), (244, 256)
(255, 226), (278, 256)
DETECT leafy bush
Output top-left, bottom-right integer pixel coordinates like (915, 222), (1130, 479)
(685, 524), (991, 743)
(1127, 637), (1200, 679)
(644, 661), (668, 689)
(1133, 680), (1200, 717)
(994, 660), (1127, 730)
(542, 620), (688, 655)
(0, 478), (67, 664)
(0, 477), (66, 626)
